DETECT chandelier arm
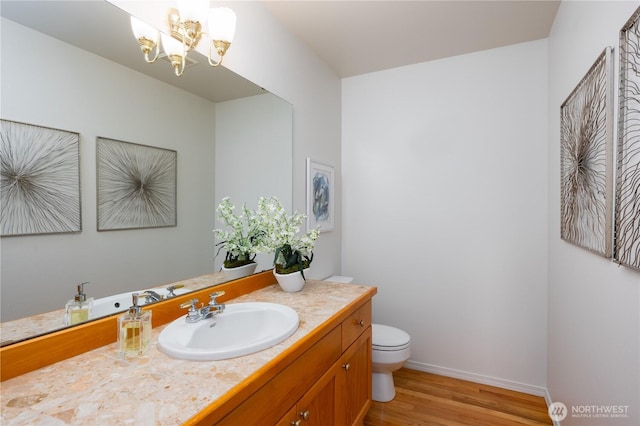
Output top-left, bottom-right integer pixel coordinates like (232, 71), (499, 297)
(169, 54), (185, 77)
(174, 37), (187, 76)
(208, 39), (223, 67)
(137, 37), (160, 64)
(144, 41), (160, 63)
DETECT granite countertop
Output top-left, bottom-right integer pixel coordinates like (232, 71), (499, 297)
(1, 280), (373, 425)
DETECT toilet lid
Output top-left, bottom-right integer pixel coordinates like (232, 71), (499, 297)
(372, 324), (410, 351)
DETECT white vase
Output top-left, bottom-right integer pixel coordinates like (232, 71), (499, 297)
(222, 262), (258, 281)
(273, 268), (306, 292)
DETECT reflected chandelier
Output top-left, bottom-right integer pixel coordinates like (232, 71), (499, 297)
(130, 0), (236, 77)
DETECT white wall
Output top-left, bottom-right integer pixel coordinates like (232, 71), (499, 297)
(342, 40), (549, 392)
(1, 18), (216, 320)
(214, 93), (293, 272)
(547, 2), (640, 424)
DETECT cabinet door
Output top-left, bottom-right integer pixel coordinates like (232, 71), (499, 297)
(340, 326), (372, 426)
(276, 406), (299, 426)
(295, 362), (341, 426)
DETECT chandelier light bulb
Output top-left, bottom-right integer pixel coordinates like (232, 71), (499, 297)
(176, 0), (208, 24)
(130, 16), (158, 44)
(208, 7), (236, 43)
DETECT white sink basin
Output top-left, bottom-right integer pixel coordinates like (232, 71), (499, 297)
(157, 302), (299, 361)
(90, 287), (189, 319)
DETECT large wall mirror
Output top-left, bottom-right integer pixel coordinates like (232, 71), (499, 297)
(0, 1), (292, 343)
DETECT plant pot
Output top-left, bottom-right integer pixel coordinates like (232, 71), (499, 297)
(273, 268), (306, 292)
(222, 262), (258, 281)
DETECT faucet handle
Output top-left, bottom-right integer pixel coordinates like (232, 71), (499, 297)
(209, 291), (226, 304)
(165, 284), (184, 298)
(180, 299), (202, 323)
(179, 299), (198, 310)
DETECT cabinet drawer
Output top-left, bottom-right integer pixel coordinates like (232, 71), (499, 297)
(341, 300), (371, 351)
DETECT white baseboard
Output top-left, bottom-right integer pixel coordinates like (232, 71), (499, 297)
(543, 388), (562, 426)
(404, 360), (549, 398)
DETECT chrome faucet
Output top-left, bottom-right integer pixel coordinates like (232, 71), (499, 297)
(179, 291), (226, 323)
(143, 291), (162, 304)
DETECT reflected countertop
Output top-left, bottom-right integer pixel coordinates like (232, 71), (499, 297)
(0, 272), (229, 346)
(0, 279), (374, 425)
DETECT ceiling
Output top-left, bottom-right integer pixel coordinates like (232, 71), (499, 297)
(262, 0), (561, 78)
(1, 0), (561, 96)
(0, 0), (265, 103)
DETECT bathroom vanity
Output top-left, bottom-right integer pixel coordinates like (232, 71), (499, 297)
(0, 272), (376, 425)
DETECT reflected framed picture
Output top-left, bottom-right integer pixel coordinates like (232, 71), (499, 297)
(306, 158), (334, 232)
(97, 137), (177, 231)
(0, 119), (81, 236)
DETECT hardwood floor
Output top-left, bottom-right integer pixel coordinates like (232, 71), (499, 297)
(363, 368), (552, 426)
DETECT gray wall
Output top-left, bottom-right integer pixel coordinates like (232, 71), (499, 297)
(1, 17), (216, 320)
(214, 93), (293, 273)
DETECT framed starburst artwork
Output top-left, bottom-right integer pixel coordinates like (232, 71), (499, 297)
(615, 6), (640, 271)
(97, 137), (177, 231)
(0, 120), (81, 236)
(560, 47), (614, 258)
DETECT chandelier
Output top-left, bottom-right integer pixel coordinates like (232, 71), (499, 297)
(130, 1), (236, 77)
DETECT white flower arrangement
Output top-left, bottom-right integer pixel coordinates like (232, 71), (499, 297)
(213, 197), (267, 268)
(256, 196), (320, 276)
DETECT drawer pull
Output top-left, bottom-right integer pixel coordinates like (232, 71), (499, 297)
(342, 363), (351, 371)
(291, 421), (302, 426)
(358, 319), (365, 327)
(299, 410), (310, 421)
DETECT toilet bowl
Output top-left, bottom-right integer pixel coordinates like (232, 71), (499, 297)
(325, 276), (412, 403)
(372, 324), (411, 402)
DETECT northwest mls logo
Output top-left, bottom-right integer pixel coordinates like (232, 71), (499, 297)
(549, 402), (568, 421)
(548, 402), (630, 422)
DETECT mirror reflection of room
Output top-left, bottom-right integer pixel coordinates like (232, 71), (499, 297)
(0, 0), (292, 342)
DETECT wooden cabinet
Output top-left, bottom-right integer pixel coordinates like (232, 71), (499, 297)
(339, 300), (372, 425)
(215, 300), (372, 426)
(216, 327), (342, 426)
(277, 327), (372, 426)
(340, 328), (372, 425)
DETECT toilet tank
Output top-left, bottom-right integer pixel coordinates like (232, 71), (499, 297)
(325, 275), (354, 283)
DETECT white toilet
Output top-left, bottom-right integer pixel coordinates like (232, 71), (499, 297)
(325, 276), (411, 403)
(371, 323), (411, 402)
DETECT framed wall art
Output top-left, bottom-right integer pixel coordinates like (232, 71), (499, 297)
(615, 6), (640, 271)
(97, 137), (177, 231)
(0, 119), (81, 236)
(306, 158), (334, 232)
(560, 47), (614, 258)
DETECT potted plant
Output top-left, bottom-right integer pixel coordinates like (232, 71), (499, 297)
(256, 196), (319, 292)
(213, 197), (267, 280)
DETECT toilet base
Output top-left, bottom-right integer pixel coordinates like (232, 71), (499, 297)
(372, 370), (396, 402)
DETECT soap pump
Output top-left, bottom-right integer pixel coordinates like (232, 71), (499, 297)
(118, 293), (152, 358)
(64, 282), (93, 325)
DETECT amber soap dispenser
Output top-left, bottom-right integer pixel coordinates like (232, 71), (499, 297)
(118, 293), (152, 357)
